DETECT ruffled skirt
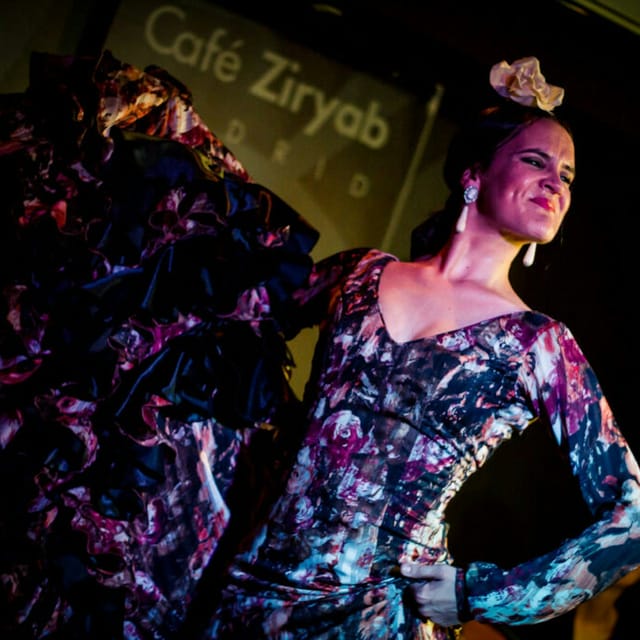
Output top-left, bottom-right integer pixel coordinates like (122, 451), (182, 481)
(0, 50), (318, 639)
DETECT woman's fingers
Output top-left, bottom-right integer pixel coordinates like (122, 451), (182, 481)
(400, 563), (460, 627)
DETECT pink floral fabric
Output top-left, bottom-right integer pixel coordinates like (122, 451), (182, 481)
(211, 249), (640, 639)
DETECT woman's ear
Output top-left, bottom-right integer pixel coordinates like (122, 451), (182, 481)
(460, 164), (481, 190)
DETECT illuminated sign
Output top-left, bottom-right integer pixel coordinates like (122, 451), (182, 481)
(105, 1), (441, 256)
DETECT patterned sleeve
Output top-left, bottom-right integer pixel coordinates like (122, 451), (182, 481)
(462, 322), (640, 625)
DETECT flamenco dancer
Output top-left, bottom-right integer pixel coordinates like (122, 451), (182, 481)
(1, 52), (639, 640)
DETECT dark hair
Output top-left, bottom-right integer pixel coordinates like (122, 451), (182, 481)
(410, 101), (573, 260)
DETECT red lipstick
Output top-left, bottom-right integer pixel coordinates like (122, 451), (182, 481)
(531, 197), (554, 212)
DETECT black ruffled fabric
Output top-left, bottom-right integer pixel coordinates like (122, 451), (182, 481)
(0, 50), (318, 638)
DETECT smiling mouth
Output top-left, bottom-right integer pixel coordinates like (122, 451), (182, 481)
(531, 197), (554, 212)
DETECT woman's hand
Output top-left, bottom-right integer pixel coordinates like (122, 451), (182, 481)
(400, 563), (460, 627)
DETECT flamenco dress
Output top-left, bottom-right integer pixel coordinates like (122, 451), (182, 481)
(3, 50), (640, 640)
(0, 50), (318, 639)
(209, 250), (640, 640)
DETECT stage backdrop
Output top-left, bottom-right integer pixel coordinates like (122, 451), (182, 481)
(104, 0), (445, 394)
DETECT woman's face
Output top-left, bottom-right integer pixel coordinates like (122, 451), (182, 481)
(476, 118), (575, 244)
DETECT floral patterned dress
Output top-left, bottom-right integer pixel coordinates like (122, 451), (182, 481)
(210, 249), (640, 640)
(3, 52), (640, 640)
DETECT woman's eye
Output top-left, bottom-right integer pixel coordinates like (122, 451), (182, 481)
(523, 157), (542, 168)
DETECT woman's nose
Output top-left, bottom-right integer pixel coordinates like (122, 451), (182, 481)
(543, 174), (561, 193)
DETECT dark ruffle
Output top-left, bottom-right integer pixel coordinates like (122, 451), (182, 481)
(1, 51), (318, 638)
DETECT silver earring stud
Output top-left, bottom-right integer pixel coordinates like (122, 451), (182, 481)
(456, 185), (478, 233)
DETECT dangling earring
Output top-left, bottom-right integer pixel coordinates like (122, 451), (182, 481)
(523, 243), (537, 267)
(457, 185), (478, 233)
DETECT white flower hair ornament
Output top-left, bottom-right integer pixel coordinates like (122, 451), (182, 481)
(489, 56), (564, 113)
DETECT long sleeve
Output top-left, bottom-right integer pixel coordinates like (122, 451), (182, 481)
(463, 322), (640, 625)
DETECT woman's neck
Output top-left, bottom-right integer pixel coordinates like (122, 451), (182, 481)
(425, 231), (520, 296)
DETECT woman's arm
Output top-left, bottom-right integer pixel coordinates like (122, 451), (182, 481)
(458, 323), (640, 625)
